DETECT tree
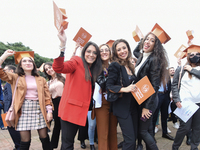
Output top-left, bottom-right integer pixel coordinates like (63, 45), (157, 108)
(0, 41), (53, 68)
(0, 41), (53, 78)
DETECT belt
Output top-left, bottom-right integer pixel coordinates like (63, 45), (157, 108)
(158, 91), (167, 94)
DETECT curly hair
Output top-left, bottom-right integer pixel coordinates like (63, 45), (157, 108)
(111, 39), (135, 73)
(43, 62), (65, 85)
(140, 33), (169, 86)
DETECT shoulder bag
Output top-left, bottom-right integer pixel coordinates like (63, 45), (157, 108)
(5, 77), (19, 127)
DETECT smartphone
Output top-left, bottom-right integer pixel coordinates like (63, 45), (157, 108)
(140, 110), (152, 122)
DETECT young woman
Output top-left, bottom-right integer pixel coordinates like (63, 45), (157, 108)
(95, 44), (118, 150)
(43, 62), (65, 150)
(0, 50), (53, 150)
(133, 33), (169, 150)
(172, 46), (200, 150)
(106, 39), (138, 150)
(52, 28), (102, 149)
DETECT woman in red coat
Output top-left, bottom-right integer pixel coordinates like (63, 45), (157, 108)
(52, 28), (102, 150)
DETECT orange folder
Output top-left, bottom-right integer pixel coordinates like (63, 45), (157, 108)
(186, 30), (194, 41)
(174, 44), (187, 58)
(53, 1), (68, 30)
(132, 25), (144, 42)
(73, 27), (92, 47)
(1, 113), (8, 127)
(131, 76), (155, 105)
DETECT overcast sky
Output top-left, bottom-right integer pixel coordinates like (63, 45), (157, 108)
(0, 0), (200, 67)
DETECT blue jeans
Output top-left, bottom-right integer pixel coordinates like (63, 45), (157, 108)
(0, 103), (4, 128)
(87, 111), (96, 145)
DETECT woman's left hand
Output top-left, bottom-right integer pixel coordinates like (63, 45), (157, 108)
(141, 108), (152, 119)
(184, 65), (192, 72)
(47, 112), (53, 122)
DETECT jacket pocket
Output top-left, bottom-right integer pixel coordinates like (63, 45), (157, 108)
(68, 99), (83, 107)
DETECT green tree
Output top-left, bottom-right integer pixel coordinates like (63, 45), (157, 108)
(0, 41), (53, 77)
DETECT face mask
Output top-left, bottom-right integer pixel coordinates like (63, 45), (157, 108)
(189, 55), (200, 64)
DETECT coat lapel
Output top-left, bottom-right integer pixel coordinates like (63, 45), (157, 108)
(120, 66), (130, 87)
(35, 76), (42, 103)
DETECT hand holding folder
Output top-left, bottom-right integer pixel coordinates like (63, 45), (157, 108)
(131, 76), (155, 105)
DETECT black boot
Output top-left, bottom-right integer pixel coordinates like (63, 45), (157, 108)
(40, 135), (51, 150)
(90, 145), (96, 150)
(19, 140), (31, 150)
(186, 135), (191, 145)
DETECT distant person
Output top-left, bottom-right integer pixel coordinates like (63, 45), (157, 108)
(43, 62), (65, 150)
(3, 65), (21, 150)
(172, 45), (200, 150)
(0, 79), (5, 130)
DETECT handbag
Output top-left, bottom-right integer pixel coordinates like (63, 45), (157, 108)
(107, 70), (123, 102)
(5, 77), (19, 127)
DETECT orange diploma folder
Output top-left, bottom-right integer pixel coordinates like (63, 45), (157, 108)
(53, 1), (68, 30)
(73, 27), (92, 47)
(174, 44), (187, 58)
(1, 113), (8, 127)
(131, 76), (155, 105)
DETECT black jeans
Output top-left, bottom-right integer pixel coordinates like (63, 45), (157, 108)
(153, 92), (170, 135)
(8, 126), (21, 149)
(50, 97), (61, 149)
(60, 119), (80, 150)
(117, 108), (138, 150)
(139, 115), (158, 150)
(172, 104), (200, 150)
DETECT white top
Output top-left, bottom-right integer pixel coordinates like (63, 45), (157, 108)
(180, 66), (200, 103)
(49, 77), (64, 99)
(135, 52), (152, 76)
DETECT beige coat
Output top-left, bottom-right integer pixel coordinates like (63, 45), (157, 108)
(0, 68), (53, 129)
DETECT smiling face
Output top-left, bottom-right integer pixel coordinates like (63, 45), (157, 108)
(100, 45), (110, 61)
(44, 64), (56, 77)
(20, 57), (34, 72)
(84, 45), (97, 66)
(116, 42), (129, 60)
(143, 33), (156, 53)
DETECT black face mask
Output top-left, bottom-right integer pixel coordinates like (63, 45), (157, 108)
(189, 55), (200, 64)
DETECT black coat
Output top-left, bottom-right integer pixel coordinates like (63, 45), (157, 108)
(106, 62), (137, 119)
(133, 45), (160, 112)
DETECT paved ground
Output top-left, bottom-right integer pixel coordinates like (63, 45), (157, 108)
(0, 120), (199, 150)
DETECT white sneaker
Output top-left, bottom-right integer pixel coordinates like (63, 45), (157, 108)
(155, 126), (159, 133)
(173, 122), (179, 129)
(167, 127), (171, 134)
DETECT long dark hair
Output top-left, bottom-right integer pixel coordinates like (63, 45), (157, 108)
(111, 39), (135, 73)
(16, 57), (39, 76)
(140, 33), (169, 86)
(81, 41), (102, 85)
(43, 62), (65, 85)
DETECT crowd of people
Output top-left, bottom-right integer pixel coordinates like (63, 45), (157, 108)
(0, 23), (200, 150)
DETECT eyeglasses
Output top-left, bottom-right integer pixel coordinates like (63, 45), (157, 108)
(100, 49), (109, 53)
(189, 53), (200, 58)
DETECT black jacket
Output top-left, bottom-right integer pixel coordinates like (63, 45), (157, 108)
(133, 44), (160, 112)
(106, 62), (137, 119)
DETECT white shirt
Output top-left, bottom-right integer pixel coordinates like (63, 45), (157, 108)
(135, 52), (152, 76)
(180, 66), (200, 103)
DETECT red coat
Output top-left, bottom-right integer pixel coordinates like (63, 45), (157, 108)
(53, 56), (92, 126)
